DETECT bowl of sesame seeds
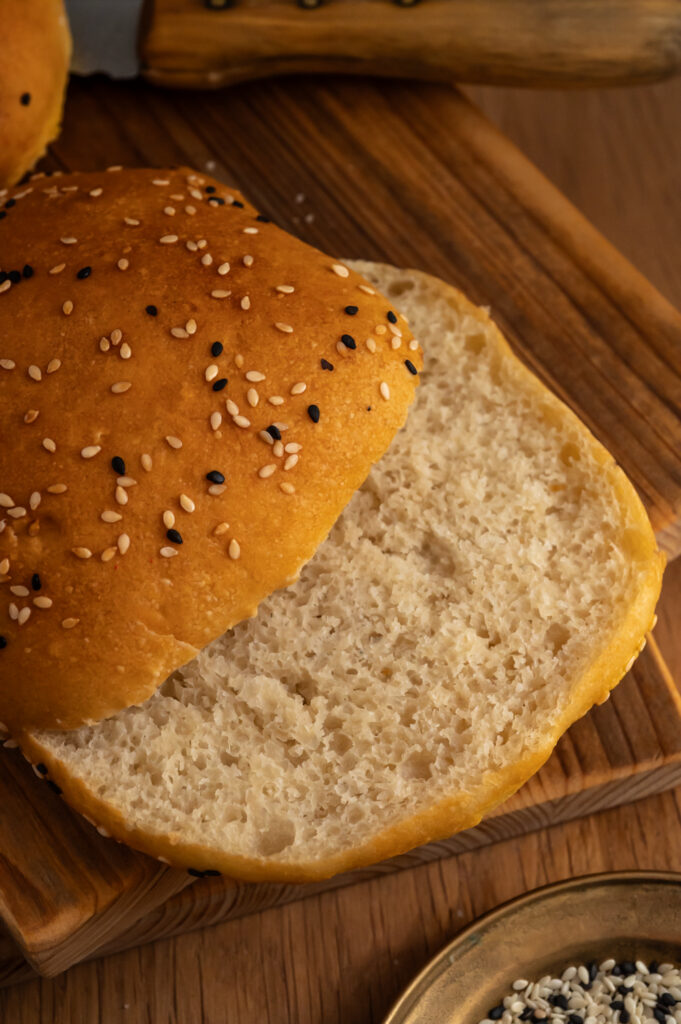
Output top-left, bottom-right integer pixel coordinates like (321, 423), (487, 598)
(383, 872), (681, 1024)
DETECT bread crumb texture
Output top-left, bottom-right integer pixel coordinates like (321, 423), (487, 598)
(28, 262), (663, 880)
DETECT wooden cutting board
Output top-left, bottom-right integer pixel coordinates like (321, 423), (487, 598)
(3, 73), (681, 981)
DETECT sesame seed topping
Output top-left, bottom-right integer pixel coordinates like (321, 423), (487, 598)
(179, 494), (195, 513)
(10, 586), (29, 597)
(33, 596), (53, 609)
(160, 546), (178, 558)
(166, 528), (183, 544)
(72, 547), (92, 559)
(163, 510), (176, 529)
(243, 254), (254, 267)
(409, 339), (419, 351)
(228, 539), (241, 559)
(375, 325), (387, 335)
(205, 364), (219, 382)
(0, 637), (6, 650)
(0, 359), (15, 370)
(210, 411), (223, 430)
(341, 334), (356, 350)
(60, 237), (78, 245)
(100, 338), (110, 352)
(212, 378), (228, 392)
(390, 337), (401, 350)
(201, 253), (213, 266)
(101, 510), (122, 523)
(17, 607), (31, 626)
(280, 482), (295, 494)
(117, 475), (137, 487)
(284, 454), (299, 470)
(120, 342), (132, 359)
(8, 507), (26, 519)
(171, 327), (189, 339)
(124, 218), (140, 227)
(225, 399), (239, 416)
(234, 354), (244, 368)
(62, 618), (79, 629)
(0, 494), (13, 507)
(165, 435), (183, 449)
(208, 484), (226, 496)
(29, 491), (41, 510)
(49, 262), (66, 275)
(380, 381), (391, 400)
(307, 404), (320, 423)
(245, 370), (265, 382)
(387, 311), (398, 323)
(233, 414), (251, 428)
(290, 382), (306, 395)
(164, 206), (176, 216)
(28, 364), (42, 381)
(259, 430), (274, 445)
(189, 188), (203, 200)
(186, 319), (197, 335)
(141, 453), (153, 471)
(246, 388), (259, 407)
(0, 558), (8, 574)
(9, 604), (18, 621)
(146, 305), (158, 316)
(276, 285), (295, 294)
(76, 266), (92, 280)
(275, 322), (293, 333)
(159, 235), (178, 244)
(273, 440), (284, 457)
(211, 341), (223, 356)
(153, 178), (170, 186)
(217, 262), (230, 276)
(0, 281), (11, 295)
(331, 263), (349, 277)
(265, 424), (282, 440)
(89, 188), (103, 197)
(42, 437), (56, 452)
(366, 338), (377, 353)
(206, 470), (225, 484)
(285, 442), (302, 453)
(46, 358), (61, 374)
(115, 486), (128, 505)
(101, 547), (117, 562)
(111, 381), (131, 394)
(81, 445), (101, 459)
(268, 395), (284, 406)
(358, 284), (375, 295)
(405, 359), (418, 375)
(389, 324), (402, 338)
(213, 522), (230, 536)
(240, 296), (251, 310)
(321, 358), (334, 370)
(46, 483), (67, 493)
(117, 258), (129, 271)
(186, 241), (198, 252)
(185, 205), (196, 215)
(111, 328), (123, 345)
(24, 410), (39, 424)
(211, 290), (231, 299)
(243, 227), (259, 235)
(344, 305), (358, 315)
(258, 464), (276, 478)
(118, 533), (130, 555)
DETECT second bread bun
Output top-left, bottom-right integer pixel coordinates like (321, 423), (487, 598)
(0, 168), (421, 732)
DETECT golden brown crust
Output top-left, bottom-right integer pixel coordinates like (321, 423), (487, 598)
(18, 270), (664, 883)
(0, 0), (71, 188)
(0, 172), (421, 731)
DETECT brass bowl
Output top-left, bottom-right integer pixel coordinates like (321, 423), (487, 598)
(384, 871), (681, 1024)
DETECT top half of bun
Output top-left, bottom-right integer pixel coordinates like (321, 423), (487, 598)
(0, 167), (422, 732)
(0, 0), (71, 188)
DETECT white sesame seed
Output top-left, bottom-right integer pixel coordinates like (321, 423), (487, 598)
(100, 337), (110, 352)
(0, 281), (11, 295)
(186, 319), (197, 335)
(233, 415), (251, 428)
(358, 284), (375, 295)
(170, 193), (184, 200)
(259, 430), (274, 445)
(285, 443), (302, 453)
(189, 188), (203, 200)
(115, 486), (128, 505)
(118, 533), (130, 555)
(275, 322), (293, 333)
(165, 435), (182, 449)
(153, 178), (170, 186)
(290, 382), (306, 395)
(141, 453), (152, 472)
(375, 325), (387, 335)
(205, 364), (219, 382)
(10, 586), (29, 597)
(33, 596), (53, 608)
(213, 522), (230, 535)
(42, 437), (57, 452)
(391, 336), (401, 350)
(107, 165), (122, 172)
(210, 411), (222, 430)
(246, 388), (259, 407)
(101, 510), (122, 523)
(7, 507), (26, 519)
(273, 440), (284, 457)
(243, 226), (258, 235)
(217, 262), (230, 275)
(258, 464), (276, 478)
(243, 254), (254, 267)
(276, 285), (295, 294)
(179, 494), (195, 513)
(240, 296), (251, 310)
(117, 258), (129, 271)
(245, 370), (265, 382)
(211, 290), (231, 299)
(280, 482), (295, 494)
(0, 359), (15, 370)
(89, 188), (103, 197)
(49, 263), (66, 275)
(409, 339), (419, 351)
(101, 547), (118, 562)
(62, 300), (74, 316)
(29, 491), (41, 510)
(159, 234), (179, 244)
(201, 253), (213, 266)
(332, 263), (349, 277)
(9, 603), (18, 621)
(225, 399), (239, 416)
(28, 364), (42, 381)
(62, 617), (79, 629)
(117, 476), (137, 487)
(0, 558), (8, 574)
(389, 324), (403, 338)
(164, 206), (176, 216)
(185, 205), (196, 215)
(380, 381), (391, 400)
(109, 328), (122, 345)
(24, 410), (39, 424)
(124, 218), (140, 227)
(186, 240), (198, 252)
(47, 483), (67, 493)
(81, 445), (101, 459)
(72, 547), (92, 559)
(60, 236), (78, 245)
(0, 494), (13, 507)
(284, 454), (299, 470)
(208, 484), (226, 496)
(268, 395), (284, 405)
(163, 510), (175, 529)
(234, 353), (244, 368)
(228, 538), (241, 559)
(120, 343), (132, 359)
(17, 607), (31, 626)
(363, 338), (376, 353)
(46, 358), (61, 374)
(171, 327), (189, 339)
(336, 342), (347, 357)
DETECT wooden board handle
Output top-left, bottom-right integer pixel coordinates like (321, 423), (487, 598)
(141, 0), (681, 88)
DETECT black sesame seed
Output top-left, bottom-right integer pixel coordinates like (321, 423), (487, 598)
(320, 358), (334, 371)
(649, 961), (660, 974)
(22, 264), (33, 279)
(0, 212), (6, 221)
(256, 214), (270, 222)
(206, 470), (225, 484)
(550, 995), (568, 1010)
(232, 200), (244, 209)
(266, 424), (281, 441)
(31, 573), (41, 591)
(612, 966), (622, 977)
(5, 198), (16, 209)
(344, 305), (358, 315)
(387, 311), (397, 324)
(620, 1013), (630, 1024)
(341, 334), (356, 350)
(488, 1006), (504, 1020)
(660, 995), (677, 1008)
(205, 185), (216, 193)
(611, 1002), (625, 1013)
(653, 1011), (666, 1024)
(307, 404), (320, 423)
(47, 780), (63, 796)
(404, 359), (418, 375)
(208, 197), (226, 206)
(145, 304), (158, 316)
(36, 763), (48, 775)
(8, 270), (21, 284)
(588, 962), (598, 982)
(569, 1015), (583, 1024)
(0, 636), (6, 650)
(0, 272), (6, 284)
(76, 266), (92, 280)
(520, 1010), (534, 1021)
(212, 378), (227, 391)
(166, 528), (183, 544)
(620, 962), (636, 976)
(211, 341), (223, 357)
(187, 867), (204, 877)
(111, 456), (126, 475)
(20, 92), (31, 106)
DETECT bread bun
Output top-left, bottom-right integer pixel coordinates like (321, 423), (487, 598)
(0, 169), (421, 731)
(0, 0), (71, 188)
(21, 263), (663, 882)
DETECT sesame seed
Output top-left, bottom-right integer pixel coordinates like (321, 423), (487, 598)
(185, 205), (196, 215)
(111, 328), (122, 345)
(205, 364), (219, 382)
(165, 435), (183, 449)
(120, 343), (132, 359)
(275, 322), (293, 333)
(341, 334), (356, 350)
(0, 637), (6, 650)
(0, 558), (8, 574)
(212, 378), (227, 392)
(272, 440), (284, 457)
(217, 262), (230, 276)
(201, 253), (213, 267)
(332, 263), (349, 277)
(344, 305), (358, 315)
(246, 388), (259, 407)
(163, 510), (175, 529)
(259, 430), (274, 445)
(24, 410), (39, 424)
(265, 424), (282, 440)
(89, 188), (103, 197)
(380, 381), (391, 400)
(42, 437), (56, 452)
(115, 486), (128, 505)
(258, 464), (276, 478)
(101, 510), (122, 523)
(17, 607), (31, 626)
(290, 382), (306, 395)
(197, 239), (207, 250)
(285, 442), (302, 453)
(0, 281), (11, 295)
(179, 494), (195, 513)
(211, 290), (231, 299)
(206, 470), (225, 484)
(211, 341), (223, 356)
(228, 539), (241, 559)
(186, 319), (197, 335)
(358, 284), (375, 295)
(389, 324), (402, 338)
(171, 327), (189, 339)
(233, 415), (251, 428)
(213, 522), (230, 536)
(284, 454), (299, 470)
(0, 493), (13, 507)
(46, 358), (61, 374)
(268, 395), (284, 406)
(72, 547), (92, 559)
(164, 206), (176, 216)
(0, 359), (15, 370)
(234, 353), (244, 368)
(81, 445), (101, 458)
(60, 237), (78, 245)
(276, 285), (295, 293)
(10, 586), (29, 597)
(117, 258), (129, 271)
(29, 491), (41, 510)
(111, 380), (131, 394)
(117, 475), (137, 487)
(118, 533), (130, 555)
(146, 305), (158, 316)
(208, 484), (226, 495)
(186, 241), (198, 252)
(8, 507), (26, 518)
(160, 546), (178, 558)
(77, 266), (92, 280)
(375, 325), (387, 335)
(49, 262), (66, 275)
(240, 296), (251, 310)
(243, 227), (258, 235)
(242, 254), (254, 268)
(166, 528), (183, 544)
(153, 178), (170, 186)
(46, 483), (67, 493)
(28, 364), (42, 381)
(33, 596), (53, 608)
(124, 218), (140, 227)
(101, 547), (117, 562)
(409, 339), (419, 351)
(245, 370), (265, 382)
(159, 234), (178, 244)
(307, 404), (320, 423)
(405, 359), (418, 375)
(391, 337), (401, 350)
(279, 482), (295, 494)
(100, 338), (110, 352)
(62, 618), (79, 629)
(387, 311), (398, 323)
(210, 411), (223, 430)
(141, 453), (153, 471)
(189, 188), (203, 200)
(225, 399), (239, 416)
(9, 604), (18, 621)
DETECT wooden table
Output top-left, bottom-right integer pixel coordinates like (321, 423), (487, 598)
(3, 76), (681, 1023)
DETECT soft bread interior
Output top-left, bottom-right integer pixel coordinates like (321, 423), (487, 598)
(26, 263), (662, 878)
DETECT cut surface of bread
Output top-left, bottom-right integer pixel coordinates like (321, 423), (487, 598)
(22, 263), (663, 882)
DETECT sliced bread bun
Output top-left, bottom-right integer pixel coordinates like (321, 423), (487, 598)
(0, 0), (71, 188)
(0, 170), (420, 732)
(20, 263), (663, 882)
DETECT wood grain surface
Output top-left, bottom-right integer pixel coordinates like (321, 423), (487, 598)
(1, 77), (680, 1022)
